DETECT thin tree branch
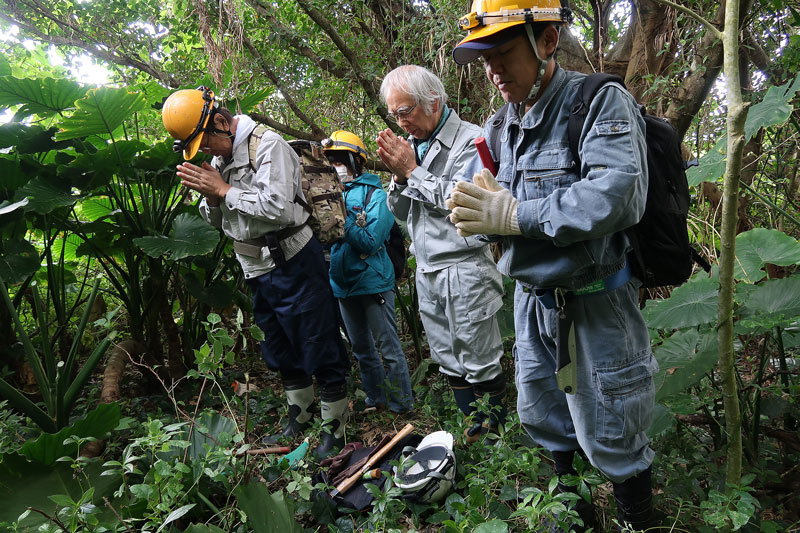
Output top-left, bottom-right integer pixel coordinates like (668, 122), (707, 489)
(651, 0), (722, 39)
(244, 0), (350, 78)
(249, 112), (317, 141)
(0, 2), (179, 87)
(294, 0), (393, 128)
(240, 36), (327, 139)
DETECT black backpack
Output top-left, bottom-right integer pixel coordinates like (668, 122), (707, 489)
(362, 185), (407, 281)
(487, 73), (710, 288)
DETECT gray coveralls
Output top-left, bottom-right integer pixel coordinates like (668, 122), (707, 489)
(387, 109), (504, 384)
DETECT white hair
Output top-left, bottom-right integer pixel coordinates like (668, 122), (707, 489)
(380, 65), (448, 115)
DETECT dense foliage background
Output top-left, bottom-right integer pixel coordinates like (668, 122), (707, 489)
(0, 0), (799, 531)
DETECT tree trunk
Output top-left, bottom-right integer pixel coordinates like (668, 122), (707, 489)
(81, 339), (143, 458)
(626, 0), (677, 103)
(718, 0), (747, 490)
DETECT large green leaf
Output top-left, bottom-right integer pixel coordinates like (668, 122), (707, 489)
(0, 124), (65, 154)
(78, 198), (115, 222)
(49, 233), (84, 264)
(744, 76), (800, 140)
(0, 456), (121, 529)
(133, 213), (220, 260)
(0, 55), (10, 77)
(474, 520), (509, 533)
(686, 77), (800, 187)
(15, 175), (77, 215)
(56, 87), (148, 141)
(184, 273), (235, 309)
(654, 327), (719, 402)
(739, 276), (800, 322)
(133, 140), (185, 171)
(647, 403), (675, 437)
(234, 485), (303, 533)
(234, 87), (272, 114)
(0, 76), (88, 117)
(58, 140), (148, 191)
(733, 228), (800, 282)
(139, 80), (173, 107)
(159, 411), (237, 465)
(0, 156), (30, 194)
(20, 403), (121, 465)
(0, 239), (39, 284)
(686, 136), (727, 186)
(642, 274), (718, 330)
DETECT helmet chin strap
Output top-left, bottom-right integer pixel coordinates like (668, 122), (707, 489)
(519, 24), (553, 117)
(207, 109), (235, 141)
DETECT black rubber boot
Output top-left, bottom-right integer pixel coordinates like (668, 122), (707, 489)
(465, 374), (508, 444)
(613, 467), (655, 532)
(314, 382), (348, 459)
(549, 449), (596, 533)
(263, 375), (314, 445)
(448, 375), (476, 417)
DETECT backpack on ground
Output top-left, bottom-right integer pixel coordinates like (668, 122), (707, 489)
(487, 73), (710, 288)
(248, 126), (346, 246)
(363, 185), (407, 280)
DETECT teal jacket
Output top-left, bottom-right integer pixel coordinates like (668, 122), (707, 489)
(329, 172), (395, 298)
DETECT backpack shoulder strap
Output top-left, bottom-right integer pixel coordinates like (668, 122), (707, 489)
(487, 103), (511, 165)
(247, 124), (270, 171)
(362, 183), (381, 209)
(567, 73), (625, 165)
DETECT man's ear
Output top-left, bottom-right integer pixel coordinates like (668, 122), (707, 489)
(214, 113), (229, 132)
(541, 24), (560, 57)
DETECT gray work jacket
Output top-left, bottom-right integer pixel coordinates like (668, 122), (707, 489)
(387, 110), (492, 273)
(459, 66), (648, 290)
(198, 115), (311, 279)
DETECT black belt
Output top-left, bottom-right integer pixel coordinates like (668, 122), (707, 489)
(235, 223), (306, 266)
(239, 223), (306, 246)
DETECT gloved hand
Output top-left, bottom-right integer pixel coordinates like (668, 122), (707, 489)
(446, 169), (521, 237)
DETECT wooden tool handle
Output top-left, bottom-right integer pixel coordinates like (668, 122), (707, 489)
(474, 137), (498, 176)
(332, 423), (414, 497)
(244, 446), (291, 455)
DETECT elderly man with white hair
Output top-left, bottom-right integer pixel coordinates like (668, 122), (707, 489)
(376, 65), (507, 442)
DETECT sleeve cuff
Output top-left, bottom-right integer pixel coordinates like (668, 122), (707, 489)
(224, 187), (243, 210)
(388, 179), (407, 193)
(516, 199), (546, 238)
(407, 166), (427, 189)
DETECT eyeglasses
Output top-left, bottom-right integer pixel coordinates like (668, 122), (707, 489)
(387, 103), (417, 123)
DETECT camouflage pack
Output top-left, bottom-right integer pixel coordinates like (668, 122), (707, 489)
(248, 126), (346, 246)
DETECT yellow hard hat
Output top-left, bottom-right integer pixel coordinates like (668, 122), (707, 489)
(453, 0), (571, 65)
(162, 86), (217, 160)
(321, 130), (369, 163)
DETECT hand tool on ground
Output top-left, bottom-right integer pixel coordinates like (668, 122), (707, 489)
(281, 438), (310, 468)
(362, 468), (382, 480)
(244, 446), (291, 455)
(330, 423), (414, 498)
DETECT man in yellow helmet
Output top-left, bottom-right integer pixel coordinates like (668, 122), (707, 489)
(376, 65), (508, 444)
(162, 87), (350, 458)
(322, 131), (414, 414)
(447, 1), (657, 531)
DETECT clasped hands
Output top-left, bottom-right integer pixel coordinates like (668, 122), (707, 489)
(446, 169), (521, 238)
(375, 129), (416, 183)
(176, 161), (231, 206)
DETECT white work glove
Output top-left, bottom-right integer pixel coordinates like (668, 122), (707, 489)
(447, 169), (521, 238)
